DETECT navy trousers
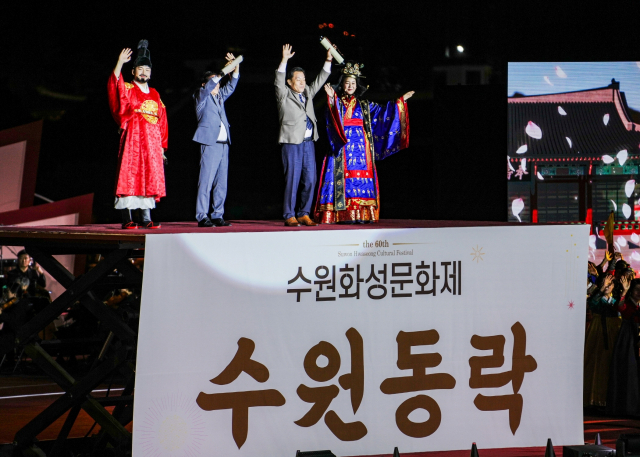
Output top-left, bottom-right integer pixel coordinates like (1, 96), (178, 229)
(282, 141), (316, 220)
(196, 142), (229, 221)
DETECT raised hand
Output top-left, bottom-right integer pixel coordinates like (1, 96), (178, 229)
(282, 44), (295, 61)
(326, 45), (334, 62)
(324, 83), (335, 98)
(114, 48), (133, 78)
(403, 91), (415, 101)
(224, 52), (240, 73)
(118, 48), (132, 65)
(621, 275), (631, 293)
(601, 274), (613, 291)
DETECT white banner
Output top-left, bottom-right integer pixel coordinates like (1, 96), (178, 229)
(133, 225), (588, 456)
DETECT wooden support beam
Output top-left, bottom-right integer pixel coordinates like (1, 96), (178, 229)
(114, 257), (144, 285)
(0, 227), (145, 455)
(4, 249), (131, 352)
(15, 344), (131, 448)
(29, 246), (139, 343)
(24, 343), (74, 389)
(49, 402), (82, 457)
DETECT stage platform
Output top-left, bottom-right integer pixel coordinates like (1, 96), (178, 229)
(0, 219), (515, 254)
(0, 219), (512, 240)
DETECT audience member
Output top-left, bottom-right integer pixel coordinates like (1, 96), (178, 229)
(584, 274), (621, 407)
(6, 250), (46, 298)
(606, 276), (640, 415)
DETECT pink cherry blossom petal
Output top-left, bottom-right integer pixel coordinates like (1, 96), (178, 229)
(626, 180), (636, 198)
(618, 149), (628, 166)
(512, 198), (524, 223)
(525, 121), (542, 139)
(555, 66), (567, 78)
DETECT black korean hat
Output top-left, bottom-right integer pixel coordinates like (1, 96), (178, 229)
(133, 39), (152, 68)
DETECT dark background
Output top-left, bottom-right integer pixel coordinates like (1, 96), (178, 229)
(1, 1), (639, 224)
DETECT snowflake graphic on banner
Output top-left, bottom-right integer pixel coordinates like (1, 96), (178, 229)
(470, 245), (485, 263)
(137, 393), (206, 456)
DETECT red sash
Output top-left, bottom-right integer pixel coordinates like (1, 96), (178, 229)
(343, 118), (364, 126)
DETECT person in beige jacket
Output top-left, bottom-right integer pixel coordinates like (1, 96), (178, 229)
(275, 44), (333, 227)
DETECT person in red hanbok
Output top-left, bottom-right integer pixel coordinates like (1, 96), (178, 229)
(107, 39), (167, 229)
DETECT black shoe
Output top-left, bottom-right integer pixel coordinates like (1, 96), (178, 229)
(211, 218), (231, 227)
(120, 209), (139, 229)
(135, 209), (161, 229)
(120, 210), (139, 229)
(198, 217), (214, 227)
(139, 220), (161, 229)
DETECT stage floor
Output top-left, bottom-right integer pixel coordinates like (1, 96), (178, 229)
(0, 376), (636, 454)
(0, 220), (518, 253)
(0, 219), (513, 238)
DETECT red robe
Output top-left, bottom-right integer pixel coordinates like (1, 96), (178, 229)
(107, 73), (168, 201)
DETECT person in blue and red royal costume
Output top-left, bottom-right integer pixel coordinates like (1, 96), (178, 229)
(108, 39), (167, 229)
(314, 62), (413, 224)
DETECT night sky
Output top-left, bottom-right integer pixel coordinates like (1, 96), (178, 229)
(2, 1), (639, 223)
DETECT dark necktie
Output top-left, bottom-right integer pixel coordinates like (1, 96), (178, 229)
(299, 94), (313, 131)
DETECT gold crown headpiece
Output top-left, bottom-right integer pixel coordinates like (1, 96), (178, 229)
(342, 62), (366, 78)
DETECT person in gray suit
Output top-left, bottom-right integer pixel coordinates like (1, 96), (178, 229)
(275, 44), (333, 227)
(193, 53), (240, 227)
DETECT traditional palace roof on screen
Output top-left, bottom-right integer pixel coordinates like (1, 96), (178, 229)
(508, 81), (640, 162)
